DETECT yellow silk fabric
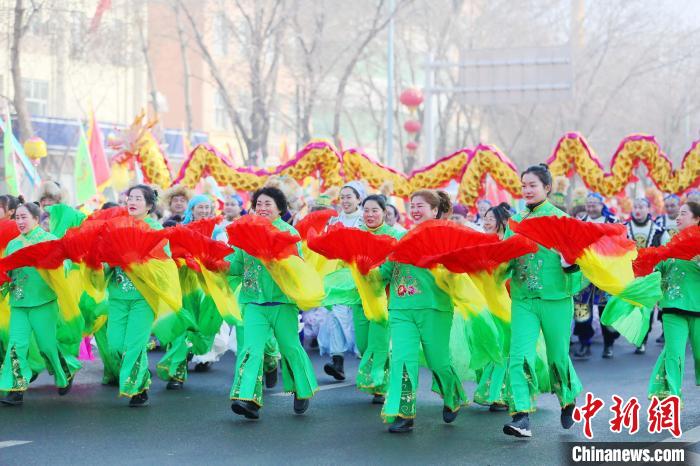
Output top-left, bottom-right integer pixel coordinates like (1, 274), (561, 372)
(266, 255), (325, 310)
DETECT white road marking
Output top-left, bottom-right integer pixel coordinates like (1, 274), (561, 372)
(0, 441), (32, 449)
(271, 382), (355, 396)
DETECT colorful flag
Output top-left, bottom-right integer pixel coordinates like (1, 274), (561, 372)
(87, 111), (110, 189)
(74, 123), (97, 205)
(1, 115), (41, 195)
(1, 116), (19, 196)
(89, 0), (112, 32)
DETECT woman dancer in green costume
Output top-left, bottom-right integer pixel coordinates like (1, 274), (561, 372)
(229, 186), (317, 420)
(106, 184), (165, 407)
(0, 203), (81, 406)
(353, 194), (401, 403)
(503, 164), (583, 438)
(381, 189), (468, 433)
(648, 201), (700, 402)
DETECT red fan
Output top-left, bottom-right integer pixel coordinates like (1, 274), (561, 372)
(663, 225), (700, 261)
(427, 235), (539, 274)
(0, 219), (20, 251)
(96, 225), (169, 268)
(185, 216), (223, 238)
(0, 240), (67, 272)
(633, 247), (668, 277)
(307, 226), (397, 275)
(60, 227), (102, 262)
(226, 215), (299, 261)
(86, 206), (129, 222)
(510, 216), (629, 264)
(389, 219), (498, 267)
(167, 227), (233, 272)
(295, 209), (338, 240)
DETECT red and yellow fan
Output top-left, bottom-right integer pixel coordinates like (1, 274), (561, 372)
(96, 224), (186, 343)
(294, 209), (339, 276)
(511, 216), (662, 345)
(167, 226), (241, 324)
(0, 239), (84, 347)
(0, 219), (20, 348)
(307, 226), (397, 322)
(226, 215), (324, 310)
(389, 221), (506, 365)
(428, 235), (538, 323)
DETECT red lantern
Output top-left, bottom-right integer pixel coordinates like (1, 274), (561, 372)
(403, 120), (422, 134)
(406, 141), (418, 152)
(399, 88), (424, 111)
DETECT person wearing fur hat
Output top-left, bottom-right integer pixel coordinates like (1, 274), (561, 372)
(320, 181), (366, 380)
(161, 186), (192, 228)
(573, 193), (620, 360)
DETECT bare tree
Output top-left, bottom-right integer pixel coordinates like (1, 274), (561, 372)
(10, 0), (42, 141)
(180, 0), (288, 164)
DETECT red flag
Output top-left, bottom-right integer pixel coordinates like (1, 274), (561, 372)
(89, 0), (112, 33)
(88, 111), (110, 188)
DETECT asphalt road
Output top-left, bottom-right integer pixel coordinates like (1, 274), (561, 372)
(2, 326), (699, 465)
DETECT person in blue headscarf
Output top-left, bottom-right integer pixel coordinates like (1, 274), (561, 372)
(157, 193), (221, 388)
(573, 192), (620, 360)
(182, 194), (213, 225)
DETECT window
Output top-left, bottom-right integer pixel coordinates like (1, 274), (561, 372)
(21, 79), (49, 116)
(214, 90), (230, 130)
(213, 13), (229, 56)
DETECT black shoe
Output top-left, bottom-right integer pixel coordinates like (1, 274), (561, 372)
(561, 403), (575, 429)
(388, 418), (414, 433)
(656, 334), (665, 345)
(372, 394), (385, 405)
(30, 372), (39, 383)
(265, 368), (278, 389)
(193, 362), (212, 373)
(489, 403), (509, 412)
(231, 400), (260, 419)
(323, 355), (345, 381)
(573, 343), (591, 360)
(129, 391), (149, 407)
(635, 344), (646, 355)
(57, 377), (73, 396)
(442, 406), (459, 423)
(293, 396), (310, 415)
(602, 345), (614, 359)
(1, 391), (24, 406)
(503, 413), (531, 438)
(166, 380), (183, 390)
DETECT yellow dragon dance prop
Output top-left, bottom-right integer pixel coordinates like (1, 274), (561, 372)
(120, 114), (698, 205)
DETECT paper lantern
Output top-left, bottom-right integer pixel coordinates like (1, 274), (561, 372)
(406, 141), (418, 152)
(24, 136), (47, 160)
(403, 120), (422, 134)
(399, 88), (424, 111)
